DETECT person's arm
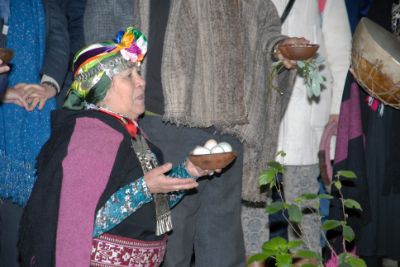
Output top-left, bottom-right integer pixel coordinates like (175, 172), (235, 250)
(322, 0), (352, 116)
(93, 177), (153, 237)
(93, 160), (198, 237)
(257, 0), (308, 69)
(66, 0), (86, 56)
(40, 0), (70, 92)
(167, 161), (195, 208)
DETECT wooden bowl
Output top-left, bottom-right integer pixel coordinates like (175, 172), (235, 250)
(0, 48), (14, 64)
(188, 152), (237, 170)
(278, 44), (319, 60)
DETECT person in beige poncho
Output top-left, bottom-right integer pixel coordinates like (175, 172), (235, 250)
(83, 0), (306, 265)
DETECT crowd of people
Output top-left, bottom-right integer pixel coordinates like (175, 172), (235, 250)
(0, 0), (399, 266)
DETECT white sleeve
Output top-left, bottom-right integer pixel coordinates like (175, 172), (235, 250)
(322, 0), (352, 115)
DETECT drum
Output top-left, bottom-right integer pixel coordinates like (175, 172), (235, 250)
(352, 17), (400, 109)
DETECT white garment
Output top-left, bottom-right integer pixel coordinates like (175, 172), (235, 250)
(273, 0), (351, 165)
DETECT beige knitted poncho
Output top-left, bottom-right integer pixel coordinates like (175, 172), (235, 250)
(135, 0), (296, 202)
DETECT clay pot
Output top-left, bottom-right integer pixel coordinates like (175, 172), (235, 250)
(278, 44), (319, 61)
(188, 152), (236, 170)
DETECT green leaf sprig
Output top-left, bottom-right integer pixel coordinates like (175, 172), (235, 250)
(252, 154), (367, 267)
(269, 57), (326, 98)
(296, 57), (326, 98)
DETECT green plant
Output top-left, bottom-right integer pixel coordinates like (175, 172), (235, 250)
(247, 153), (366, 267)
(269, 58), (325, 97)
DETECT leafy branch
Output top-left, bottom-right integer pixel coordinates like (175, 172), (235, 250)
(251, 153), (366, 267)
(269, 58), (326, 98)
(297, 58), (325, 98)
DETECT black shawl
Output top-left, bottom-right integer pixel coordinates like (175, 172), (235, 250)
(18, 110), (163, 266)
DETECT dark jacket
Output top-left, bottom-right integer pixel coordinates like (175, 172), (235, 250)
(18, 110), (162, 267)
(41, 0), (86, 89)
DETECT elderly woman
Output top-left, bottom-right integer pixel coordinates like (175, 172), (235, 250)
(18, 27), (208, 267)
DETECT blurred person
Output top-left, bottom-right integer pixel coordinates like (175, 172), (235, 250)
(264, 0), (351, 254)
(345, 0), (373, 34)
(331, 0), (400, 265)
(132, 1), (309, 266)
(83, 0), (308, 266)
(55, 0), (86, 106)
(0, 0), (69, 265)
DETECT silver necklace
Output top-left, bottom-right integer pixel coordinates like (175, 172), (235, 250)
(86, 103), (137, 123)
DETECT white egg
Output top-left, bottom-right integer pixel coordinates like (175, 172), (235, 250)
(204, 139), (218, 150)
(210, 145), (224, 154)
(218, 142), (232, 152)
(192, 146), (211, 155)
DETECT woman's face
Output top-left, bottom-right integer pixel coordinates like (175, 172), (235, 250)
(102, 66), (146, 119)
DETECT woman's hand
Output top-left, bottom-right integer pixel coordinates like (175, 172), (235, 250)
(144, 163), (199, 194)
(2, 85), (30, 110)
(3, 83), (56, 111)
(17, 83), (57, 111)
(275, 37), (310, 69)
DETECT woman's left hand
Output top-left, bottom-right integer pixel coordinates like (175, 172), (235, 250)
(185, 160), (222, 177)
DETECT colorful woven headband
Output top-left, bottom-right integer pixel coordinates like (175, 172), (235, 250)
(63, 26), (147, 110)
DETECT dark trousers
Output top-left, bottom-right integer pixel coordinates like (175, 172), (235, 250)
(140, 115), (246, 267)
(0, 199), (23, 267)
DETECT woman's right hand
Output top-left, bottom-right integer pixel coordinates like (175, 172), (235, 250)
(144, 163), (199, 194)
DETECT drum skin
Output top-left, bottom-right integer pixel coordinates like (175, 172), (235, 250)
(352, 17), (400, 109)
